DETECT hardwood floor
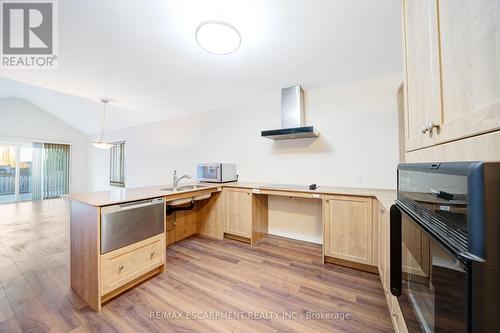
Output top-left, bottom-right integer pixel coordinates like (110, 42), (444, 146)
(0, 199), (393, 332)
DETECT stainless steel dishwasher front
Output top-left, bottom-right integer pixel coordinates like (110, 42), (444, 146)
(100, 197), (165, 254)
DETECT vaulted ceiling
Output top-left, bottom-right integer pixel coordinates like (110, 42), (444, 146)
(0, 0), (402, 135)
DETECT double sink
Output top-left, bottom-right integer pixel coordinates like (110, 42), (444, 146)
(160, 184), (213, 206)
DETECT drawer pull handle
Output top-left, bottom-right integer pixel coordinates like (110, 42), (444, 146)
(118, 264), (124, 271)
(150, 251), (155, 258)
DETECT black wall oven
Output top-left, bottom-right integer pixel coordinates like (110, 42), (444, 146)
(390, 162), (500, 333)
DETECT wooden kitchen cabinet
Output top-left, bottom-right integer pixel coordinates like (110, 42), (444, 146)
(377, 200), (409, 333)
(323, 195), (375, 269)
(377, 202), (389, 293)
(402, 0), (500, 151)
(389, 295), (409, 333)
(436, 0), (500, 143)
(70, 200), (166, 312)
(224, 188), (252, 238)
(402, 0), (441, 151)
(166, 206), (198, 246)
(101, 234), (165, 297)
(223, 188), (268, 244)
(197, 191), (224, 240)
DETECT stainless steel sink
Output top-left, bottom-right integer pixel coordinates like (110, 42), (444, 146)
(179, 185), (210, 190)
(160, 184), (210, 192)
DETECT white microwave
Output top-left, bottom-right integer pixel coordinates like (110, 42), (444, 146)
(196, 163), (238, 183)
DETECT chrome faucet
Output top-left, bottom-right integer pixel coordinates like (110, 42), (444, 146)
(172, 170), (191, 191)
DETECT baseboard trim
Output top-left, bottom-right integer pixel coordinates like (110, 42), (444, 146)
(324, 256), (378, 274)
(224, 233), (252, 244)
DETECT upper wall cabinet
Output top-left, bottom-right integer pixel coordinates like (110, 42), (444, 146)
(402, 0), (500, 151)
(437, 0), (500, 143)
(402, 0), (442, 151)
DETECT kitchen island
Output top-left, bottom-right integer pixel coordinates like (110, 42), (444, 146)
(67, 182), (396, 311)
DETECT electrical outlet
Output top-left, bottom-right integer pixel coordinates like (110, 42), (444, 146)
(354, 174), (362, 184)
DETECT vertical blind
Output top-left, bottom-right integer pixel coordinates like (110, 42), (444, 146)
(43, 143), (70, 199)
(32, 142), (44, 200)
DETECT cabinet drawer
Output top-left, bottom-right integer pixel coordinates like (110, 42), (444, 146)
(101, 236), (164, 296)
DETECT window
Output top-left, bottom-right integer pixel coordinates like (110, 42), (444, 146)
(0, 141), (70, 203)
(110, 141), (125, 187)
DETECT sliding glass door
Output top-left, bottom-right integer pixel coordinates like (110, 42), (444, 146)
(19, 146), (33, 201)
(0, 141), (70, 203)
(0, 145), (17, 203)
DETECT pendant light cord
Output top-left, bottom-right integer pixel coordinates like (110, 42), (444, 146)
(98, 99), (110, 141)
(101, 99), (108, 126)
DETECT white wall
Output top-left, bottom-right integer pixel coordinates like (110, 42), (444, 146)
(0, 97), (89, 193)
(88, 74), (402, 243)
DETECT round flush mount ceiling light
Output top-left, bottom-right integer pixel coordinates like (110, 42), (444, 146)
(195, 21), (241, 55)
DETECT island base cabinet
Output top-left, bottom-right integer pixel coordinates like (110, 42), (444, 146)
(100, 234), (165, 297)
(323, 195), (376, 272)
(70, 201), (166, 312)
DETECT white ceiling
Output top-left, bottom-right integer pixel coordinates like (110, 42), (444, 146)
(0, 0), (402, 135)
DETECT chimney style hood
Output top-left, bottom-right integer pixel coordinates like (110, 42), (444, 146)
(261, 85), (319, 140)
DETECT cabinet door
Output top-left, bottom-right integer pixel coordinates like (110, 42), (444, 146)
(402, 0), (441, 151)
(324, 196), (373, 265)
(436, 0), (500, 143)
(378, 204), (389, 293)
(223, 188), (252, 237)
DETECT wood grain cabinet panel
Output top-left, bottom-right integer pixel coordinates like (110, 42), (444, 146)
(166, 206), (198, 245)
(222, 188), (268, 245)
(223, 188), (253, 238)
(436, 0), (500, 143)
(324, 195), (374, 266)
(377, 200), (409, 333)
(377, 203), (389, 294)
(402, 0), (500, 152)
(402, 0), (441, 151)
(392, 295), (409, 333)
(197, 191), (224, 240)
(101, 235), (165, 296)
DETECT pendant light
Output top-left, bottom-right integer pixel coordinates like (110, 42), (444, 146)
(91, 99), (114, 149)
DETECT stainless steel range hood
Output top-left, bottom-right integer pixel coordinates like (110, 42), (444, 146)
(261, 85), (319, 140)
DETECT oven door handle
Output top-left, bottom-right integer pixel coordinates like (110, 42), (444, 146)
(390, 204), (402, 296)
